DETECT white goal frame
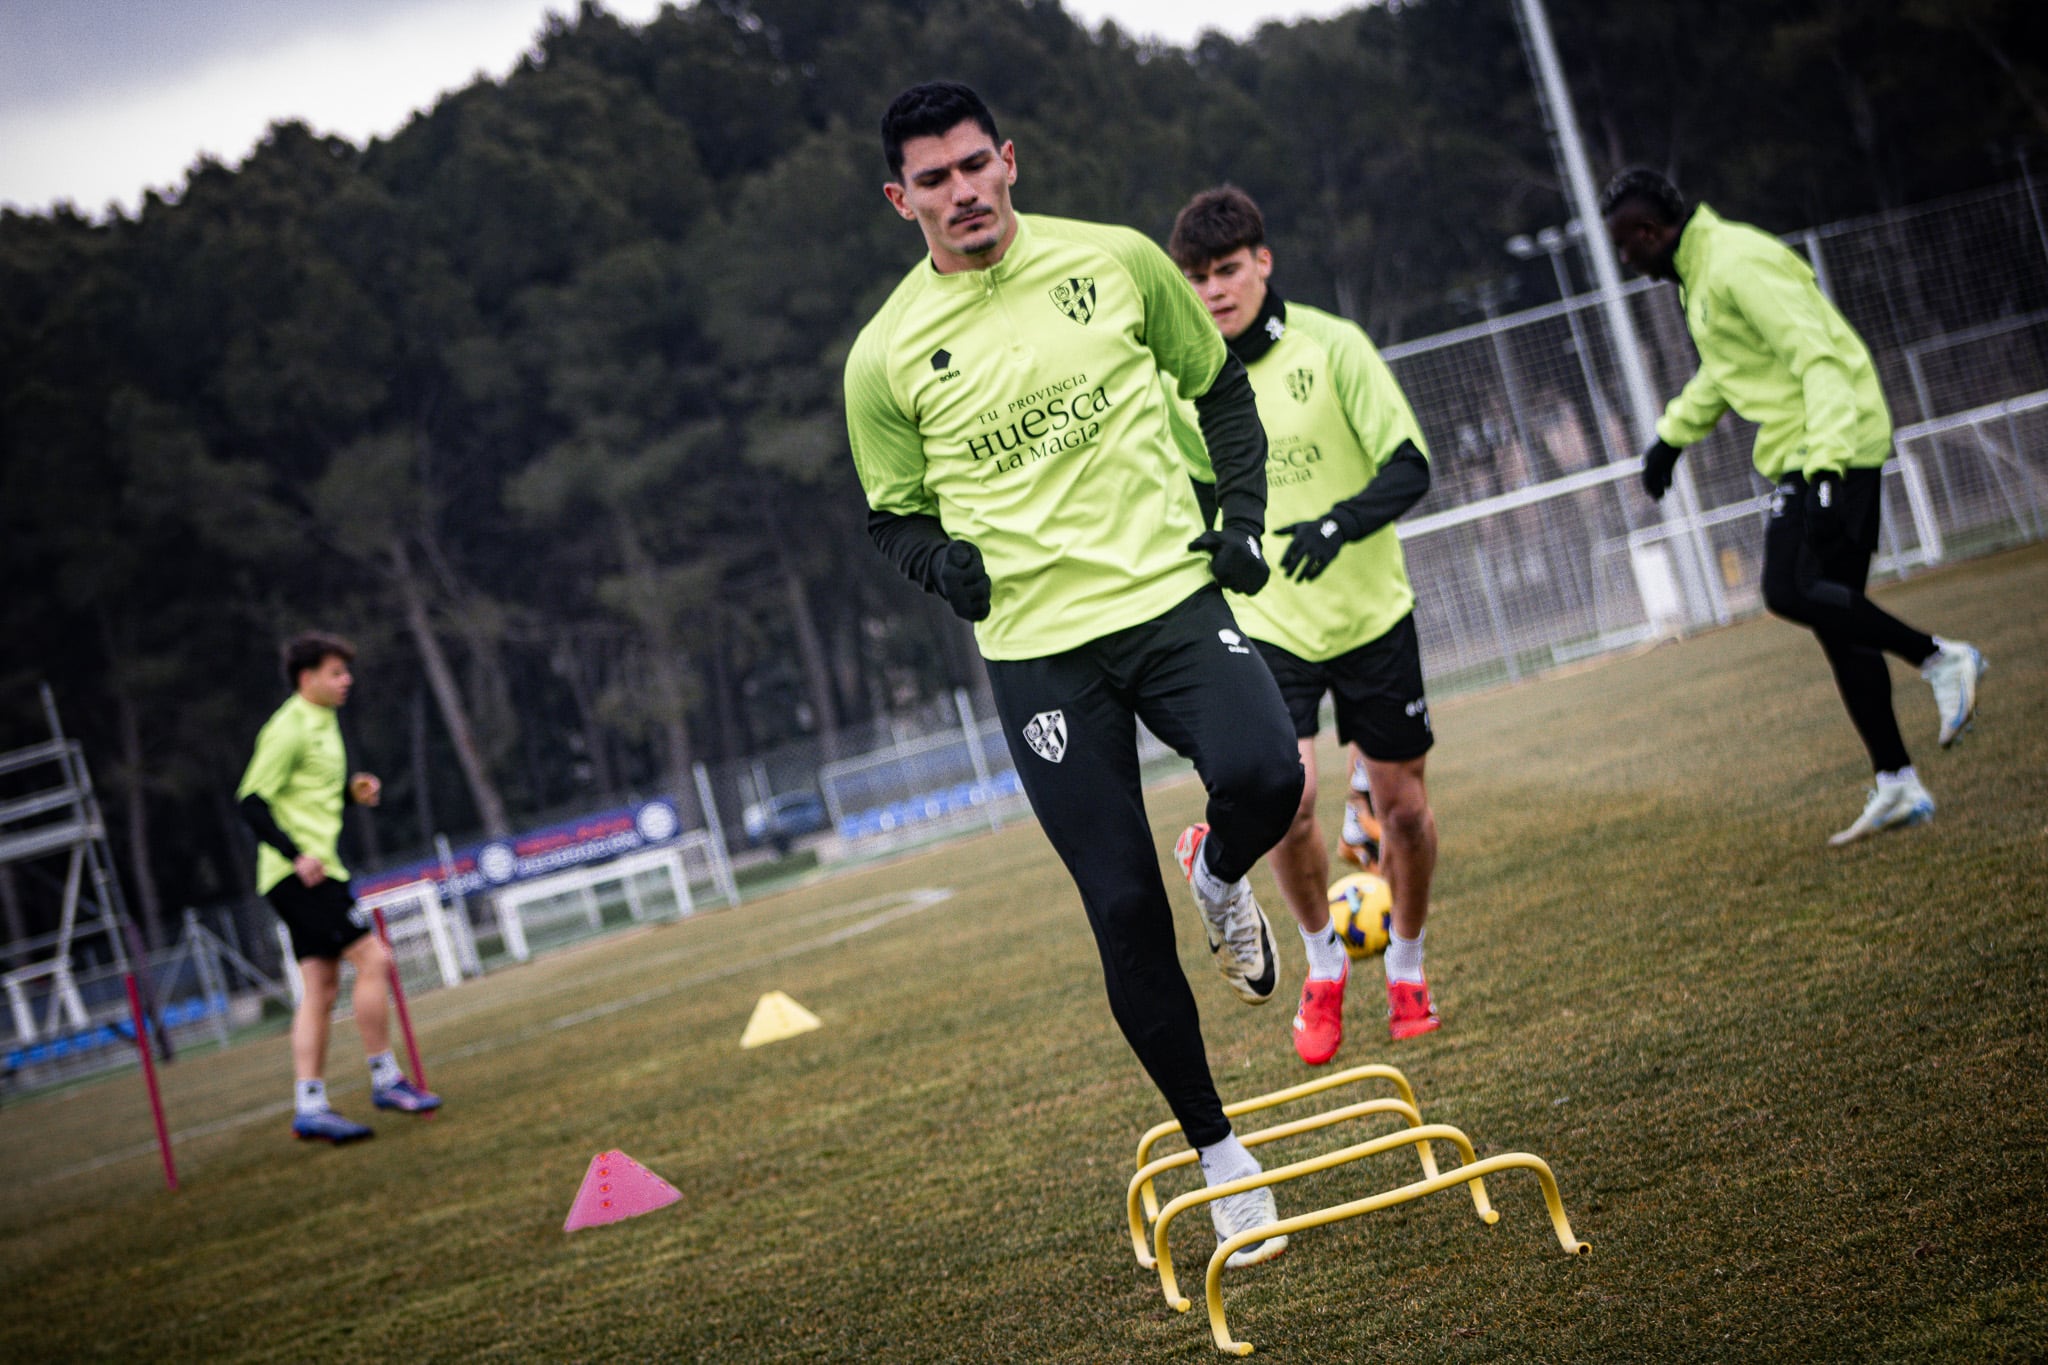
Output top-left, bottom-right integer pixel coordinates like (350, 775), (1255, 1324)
(488, 843), (697, 963)
(277, 879), (473, 1003)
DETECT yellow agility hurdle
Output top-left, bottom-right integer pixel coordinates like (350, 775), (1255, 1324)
(1125, 1095), (1432, 1267)
(1150, 1123), (1499, 1311)
(1131, 1063), (1420, 1223)
(1202, 1147), (1590, 1355)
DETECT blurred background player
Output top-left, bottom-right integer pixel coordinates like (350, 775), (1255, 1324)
(1170, 186), (1443, 1063)
(1601, 169), (1986, 846)
(845, 84), (1303, 1265)
(1337, 753), (1382, 873)
(239, 632), (441, 1143)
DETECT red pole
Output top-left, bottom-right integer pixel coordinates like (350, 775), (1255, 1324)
(125, 973), (177, 1191)
(371, 907), (427, 1093)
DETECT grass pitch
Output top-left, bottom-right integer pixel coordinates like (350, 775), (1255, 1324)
(3, 544), (2044, 1362)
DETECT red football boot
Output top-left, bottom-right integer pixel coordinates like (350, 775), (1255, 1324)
(1292, 962), (1347, 1066)
(1386, 977), (1440, 1040)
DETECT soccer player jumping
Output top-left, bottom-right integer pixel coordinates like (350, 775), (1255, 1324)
(239, 632), (441, 1142)
(845, 83), (1304, 1266)
(1601, 169), (1986, 846)
(1170, 187), (1443, 1064)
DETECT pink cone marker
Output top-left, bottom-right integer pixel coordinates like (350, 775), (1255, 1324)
(563, 1150), (681, 1231)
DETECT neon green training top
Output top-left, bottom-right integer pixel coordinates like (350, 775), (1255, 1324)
(1174, 303), (1427, 661)
(1656, 204), (1892, 479)
(844, 213), (1227, 660)
(237, 694), (349, 893)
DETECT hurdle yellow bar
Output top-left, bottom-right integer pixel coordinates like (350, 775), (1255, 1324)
(1151, 1124), (1498, 1310)
(1204, 1150), (1590, 1355)
(1132, 1064), (1418, 1221)
(1126, 1096), (1432, 1267)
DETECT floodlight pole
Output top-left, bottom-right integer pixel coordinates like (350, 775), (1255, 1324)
(1510, 0), (1728, 626)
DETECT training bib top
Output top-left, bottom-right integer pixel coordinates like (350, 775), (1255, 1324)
(237, 694), (349, 893)
(1178, 303), (1427, 661)
(1657, 204), (1892, 479)
(845, 213), (1225, 660)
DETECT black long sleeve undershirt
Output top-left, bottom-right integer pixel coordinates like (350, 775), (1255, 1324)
(1192, 441), (1429, 540)
(1325, 439), (1431, 540)
(867, 507), (955, 594)
(239, 793), (301, 861)
(1191, 353), (1268, 534)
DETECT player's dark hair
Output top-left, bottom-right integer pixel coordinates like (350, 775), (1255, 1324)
(1168, 186), (1267, 271)
(282, 631), (355, 686)
(1598, 167), (1687, 226)
(881, 82), (1000, 180)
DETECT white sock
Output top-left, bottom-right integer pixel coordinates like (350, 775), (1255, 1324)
(295, 1078), (329, 1115)
(1189, 840), (1236, 905)
(368, 1051), (403, 1090)
(1301, 921), (1348, 982)
(1197, 1132), (1260, 1185)
(1876, 766), (1916, 789)
(1384, 926), (1426, 985)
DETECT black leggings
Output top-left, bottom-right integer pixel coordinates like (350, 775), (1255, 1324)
(1760, 469), (1936, 774)
(987, 586), (1302, 1147)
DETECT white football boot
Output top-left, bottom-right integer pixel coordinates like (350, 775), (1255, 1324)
(1209, 1180), (1288, 1269)
(1920, 640), (1986, 748)
(1175, 823), (1279, 1005)
(1828, 776), (1936, 847)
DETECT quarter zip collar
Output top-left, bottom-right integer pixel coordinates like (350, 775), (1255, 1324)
(927, 213), (1034, 290)
(1225, 287), (1287, 366)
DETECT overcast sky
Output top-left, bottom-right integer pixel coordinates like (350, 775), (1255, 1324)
(0, 0), (1364, 216)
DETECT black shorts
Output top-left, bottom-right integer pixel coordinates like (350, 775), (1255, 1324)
(265, 877), (371, 962)
(1254, 613), (1434, 763)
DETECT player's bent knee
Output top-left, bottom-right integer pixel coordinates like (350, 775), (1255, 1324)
(1380, 796), (1433, 847)
(350, 937), (393, 977)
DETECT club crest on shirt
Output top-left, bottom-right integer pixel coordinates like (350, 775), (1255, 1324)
(1049, 277), (1096, 325)
(1286, 368), (1315, 403)
(1022, 709), (1068, 763)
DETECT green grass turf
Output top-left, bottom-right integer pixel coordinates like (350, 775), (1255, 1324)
(3, 543), (2043, 1362)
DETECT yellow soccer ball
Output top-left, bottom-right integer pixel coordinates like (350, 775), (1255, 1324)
(1329, 873), (1392, 959)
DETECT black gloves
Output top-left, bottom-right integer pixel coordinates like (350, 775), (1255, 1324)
(1277, 508), (1360, 582)
(934, 539), (992, 621)
(1641, 438), (1682, 501)
(1803, 471), (1845, 548)
(1189, 524), (1271, 595)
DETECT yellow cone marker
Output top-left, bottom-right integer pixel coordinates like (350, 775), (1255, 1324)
(740, 991), (821, 1049)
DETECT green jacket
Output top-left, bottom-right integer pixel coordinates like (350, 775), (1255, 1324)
(1172, 302), (1426, 661)
(237, 694), (349, 894)
(1655, 204), (1891, 479)
(844, 214), (1223, 660)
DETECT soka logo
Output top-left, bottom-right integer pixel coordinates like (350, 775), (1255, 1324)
(1218, 629), (1251, 656)
(931, 348), (960, 383)
(1049, 277), (1096, 325)
(1023, 709), (1067, 763)
(1286, 368), (1315, 403)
